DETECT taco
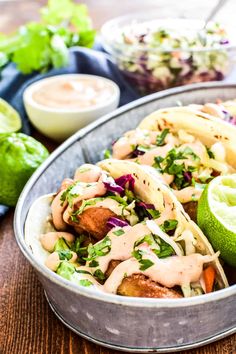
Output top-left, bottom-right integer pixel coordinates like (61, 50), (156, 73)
(112, 106), (236, 220)
(25, 160), (228, 298)
(188, 100), (236, 125)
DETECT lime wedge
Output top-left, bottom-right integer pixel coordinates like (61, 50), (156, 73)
(197, 175), (236, 266)
(0, 98), (22, 133)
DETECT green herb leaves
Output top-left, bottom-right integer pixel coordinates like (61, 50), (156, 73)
(161, 219), (178, 232)
(71, 197), (104, 221)
(58, 250), (73, 261)
(113, 229), (125, 236)
(79, 279), (93, 287)
(206, 147), (215, 159)
(60, 183), (79, 207)
(93, 269), (106, 281)
(152, 241), (174, 259)
(132, 249), (154, 271)
(0, 0), (95, 74)
(85, 236), (111, 261)
(146, 209), (161, 219)
(133, 231), (175, 266)
(153, 147), (199, 189)
(156, 128), (169, 146)
(139, 259), (154, 271)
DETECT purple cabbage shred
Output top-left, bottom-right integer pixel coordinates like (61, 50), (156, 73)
(183, 171), (192, 183)
(220, 39), (229, 45)
(107, 217), (129, 229)
(136, 201), (155, 210)
(132, 147), (145, 157)
(115, 174), (135, 191)
(103, 181), (124, 194)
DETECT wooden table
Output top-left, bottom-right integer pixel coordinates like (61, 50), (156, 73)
(0, 1), (235, 353)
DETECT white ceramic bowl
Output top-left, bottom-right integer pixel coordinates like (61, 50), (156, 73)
(23, 74), (120, 141)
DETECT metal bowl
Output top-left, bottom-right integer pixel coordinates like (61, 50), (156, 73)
(14, 82), (236, 353)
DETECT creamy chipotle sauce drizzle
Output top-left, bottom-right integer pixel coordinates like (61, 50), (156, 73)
(33, 77), (115, 109)
(41, 163), (218, 296)
(103, 253), (214, 294)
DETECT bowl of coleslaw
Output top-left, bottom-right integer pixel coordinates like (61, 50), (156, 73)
(101, 14), (236, 94)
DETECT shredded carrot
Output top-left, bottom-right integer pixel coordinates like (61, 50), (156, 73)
(203, 266), (216, 293)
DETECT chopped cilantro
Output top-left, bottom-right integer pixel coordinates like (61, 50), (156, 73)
(152, 240), (174, 258)
(104, 149), (111, 159)
(206, 147), (215, 159)
(113, 229), (125, 236)
(152, 148), (199, 190)
(139, 259), (154, 271)
(89, 260), (99, 267)
(134, 234), (155, 248)
(161, 219), (178, 232)
(57, 250), (73, 261)
(132, 248), (154, 270)
(93, 269), (106, 281)
(132, 249), (143, 261)
(147, 209), (161, 219)
(71, 235), (88, 261)
(79, 279), (93, 287)
(85, 236), (111, 261)
(71, 235), (85, 253)
(153, 156), (164, 169)
(156, 128), (169, 146)
(60, 182), (79, 208)
(71, 197), (104, 221)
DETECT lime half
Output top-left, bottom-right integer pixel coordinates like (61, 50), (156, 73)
(197, 175), (236, 267)
(0, 98), (22, 133)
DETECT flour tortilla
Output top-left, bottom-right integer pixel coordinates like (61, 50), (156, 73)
(138, 106), (236, 169)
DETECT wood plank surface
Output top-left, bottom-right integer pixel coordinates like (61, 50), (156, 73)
(0, 1), (236, 354)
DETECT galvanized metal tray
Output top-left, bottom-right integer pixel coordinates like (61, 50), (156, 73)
(14, 82), (236, 352)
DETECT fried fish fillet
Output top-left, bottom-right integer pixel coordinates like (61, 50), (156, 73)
(183, 201), (198, 222)
(105, 260), (122, 278)
(74, 207), (117, 240)
(117, 274), (183, 298)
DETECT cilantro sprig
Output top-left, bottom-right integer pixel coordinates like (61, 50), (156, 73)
(0, 0), (95, 74)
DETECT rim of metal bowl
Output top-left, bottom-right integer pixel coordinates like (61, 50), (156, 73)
(14, 81), (236, 307)
(101, 14), (236, 54)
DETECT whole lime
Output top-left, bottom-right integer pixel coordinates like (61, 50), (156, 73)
(0, 133), (49, 206)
